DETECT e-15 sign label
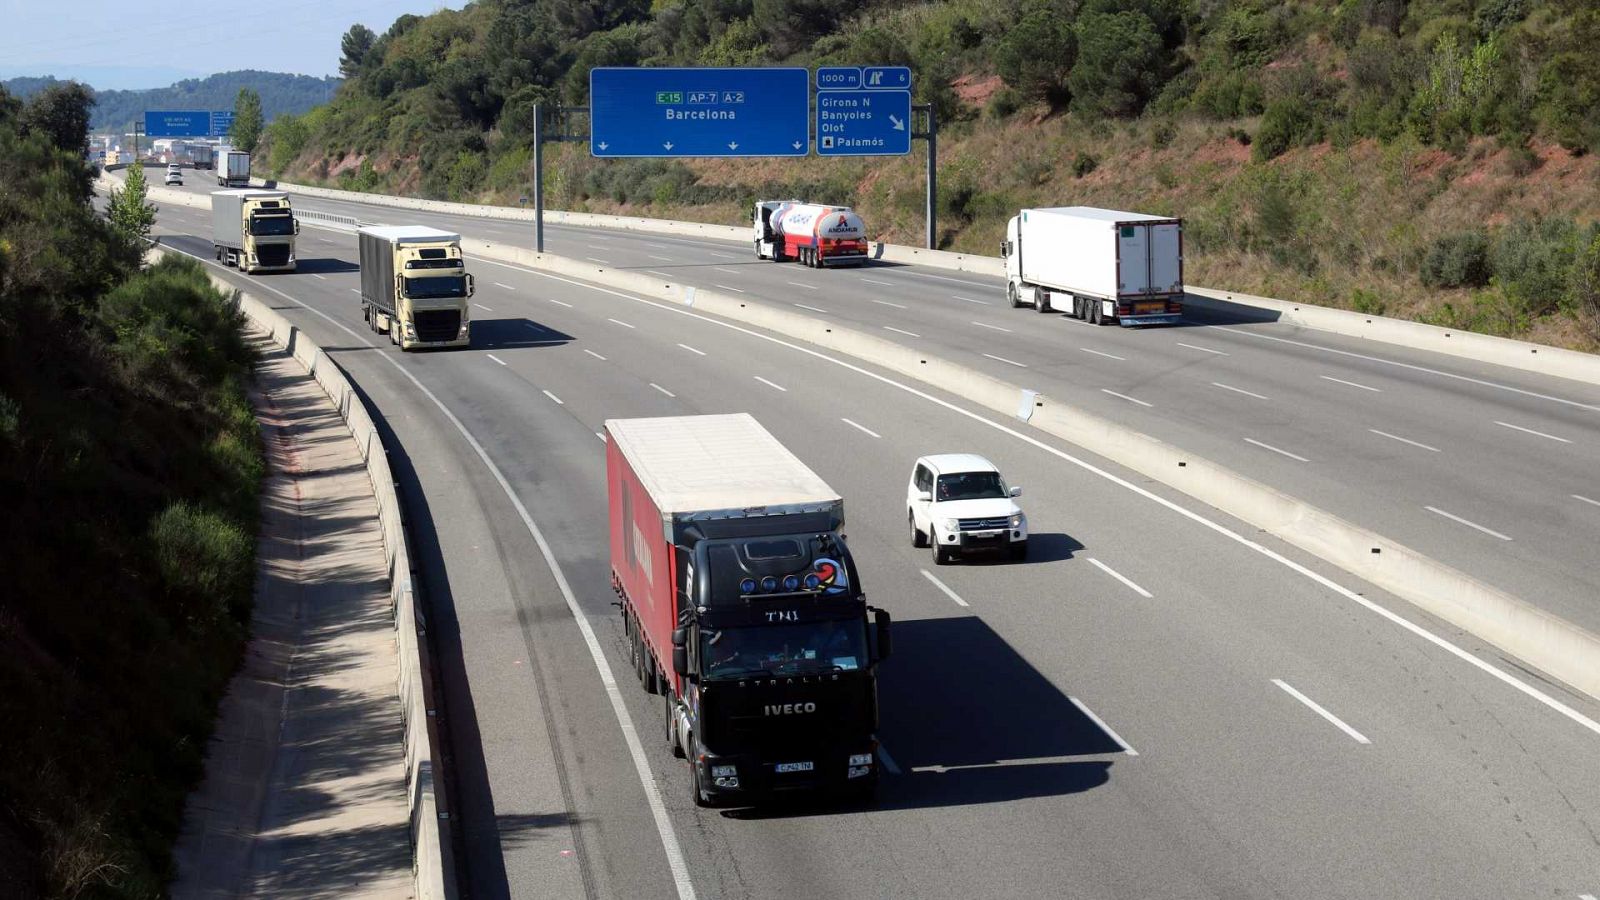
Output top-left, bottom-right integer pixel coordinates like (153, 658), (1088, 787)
(656, 91), (683, 104)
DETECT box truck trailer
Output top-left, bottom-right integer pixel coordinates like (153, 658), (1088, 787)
(1002, 206), (1184, 326)
(211, 189), (297, 274)
(607, 413), (892, 807)
(358, 225), (474, 350)
(191, 144), (214, 170)
(753, 200), (869, 267)
(215, 149), (251, 187)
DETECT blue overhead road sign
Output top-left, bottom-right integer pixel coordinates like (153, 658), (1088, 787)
(144, 110), (209, 137)
(817, 66), (862, 90)
(210, 110), (234, 137)
(590, 67), (810, 158)
(816, 89), (912, 156)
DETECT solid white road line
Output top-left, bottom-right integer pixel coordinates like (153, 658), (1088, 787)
(1068, 697), (1139, 756)
(713, 284), (745, 293)
(1087, 558), (1153, 598)
(841, 418), (881, 438)
(607, 317), (635, 329)
(1320, 375), (1382, 392)
(787, 281), (819, 291)
(585, 257), (611, 264)
(862, 278), (894, 286)
(650, 383), (675, 398)
(474, 303), (494, 312)
(872, 299), (908, 309)
(983, 353), (1028, 368)
(1081, 347), (1126, 361)
(1217, 326), (1600, 414)
(1495, 420), (1573, 443)
(542, 389), (564, 405)
(583, 349), (607, 361)
(1425, 506), (1512, 541)
(794, 303), (828, 313)
(1176, 341), (1228, 356)
(494, 282), (516, 290)
(1369, 429), (1441, 452)
(875, 744), (902, 775)
(486, 354), (507, 366)
(677, 343), (706, 356)
(1245, 437), (1309, 462)
(920, 569), (969, 607)
(972, 321), (1012, 332)
(753, 375), (787, 392)
(494, 256), (1600, 740)
(1272, 679), (1371, 744)
(311, 273), (327, 280)
(1574, 494), (1600, 508)
(1102, 389), (1153, 408)
(1212, 382), (1269, 401)
(884, 326), (920, 338)
(954, 295), (992, 305)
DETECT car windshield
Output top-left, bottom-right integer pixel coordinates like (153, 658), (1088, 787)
(249, 214), (294, 236)
(404, 274), (468, 299)
(936, 471), (1007, 501)
(700, 619), (868, 679)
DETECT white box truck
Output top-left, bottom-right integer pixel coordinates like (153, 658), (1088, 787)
(215, 149), (251, 187)
(211, 189), (297, 273)
(1002, 207), (1184, 326)
(359, 225), (474, 350)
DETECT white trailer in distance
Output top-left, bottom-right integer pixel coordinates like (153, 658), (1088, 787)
(1002, 206), (1184, 326)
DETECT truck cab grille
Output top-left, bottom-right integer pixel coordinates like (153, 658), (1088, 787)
(413, 309), (462, 342)
(255, 245), (291, 268)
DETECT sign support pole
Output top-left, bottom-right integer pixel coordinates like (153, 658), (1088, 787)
(532, 104), (589, 255)
(913, 104), (936, 250)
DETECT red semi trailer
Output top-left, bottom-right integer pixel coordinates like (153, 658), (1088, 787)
(752, 200), (870, 267)
(607, 413), (892, 807)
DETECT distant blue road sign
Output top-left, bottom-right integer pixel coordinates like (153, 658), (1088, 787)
(816, 89), (912, 156)
(817, 66), (862, 90)
(590, 67), (810, 158)
(144, 110), (209, 137)
(210, 110), (234, 137)
(862, 66), (912, 90)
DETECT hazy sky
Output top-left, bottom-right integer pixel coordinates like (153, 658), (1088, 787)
(1, 0), (466, 90)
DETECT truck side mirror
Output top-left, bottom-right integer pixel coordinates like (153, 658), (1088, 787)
(671, 628), (689, 676)
(465, 273), (475, 298)
(293, 219), (300, 235)
(873, 608), (892, 661)
(1000, 241), (1008, 258)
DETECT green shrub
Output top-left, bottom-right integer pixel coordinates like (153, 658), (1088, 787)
(1071, 151), (1099, 178)
(1571, 230), (1600, 339)
(994, 1), (1075, 109)
(1419, 230), (1491, 288)
(151, 501), (254, 625)
(1350, 288), (1387, 315)
(1070, 11), (1169, 118)
(1254, 96), (1316, 161)
(1491, 218), (1580, 319)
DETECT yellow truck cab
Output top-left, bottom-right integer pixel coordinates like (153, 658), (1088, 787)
(358, 225), (475, 350)
(211, 189), (298, 274)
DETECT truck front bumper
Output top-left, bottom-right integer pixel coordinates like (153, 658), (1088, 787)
(696, 746), (879, 802)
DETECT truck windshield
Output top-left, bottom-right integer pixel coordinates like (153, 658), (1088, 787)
(701, 619), (868, 680)
(935, 471), (1008, 501)
(249, 215), (295, 236)
(404, 275), (468, 299)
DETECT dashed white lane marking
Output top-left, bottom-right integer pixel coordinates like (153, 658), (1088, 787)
(862, 278), (894, 286)
(349, 288), (361, 294)
(646, 270), (672, 278)
(953, 295), (991, 305)
(841, 418), (881, 438)
(972, 321), (1012, 332)
(650, 383), (676, 398)
(794, 303), (828, 313)
(1321, 375), (1382, 393)
(486, 354), (507, 366)
(677, 343), (706, 356)
(706, 250), (736, 259)
(1574, 494), (1600, 508)
(787, 282), (819, 291)
(1068, 697), (1139, 756)
(1102, 389), (1153, 408)
(713, 267), (740, 275)
(1425, 506), (1512, 541)
(607, 317), (635, 329)
(1212, 382), (1269, 400)
(585, 243), (608, 249)
(1081, 347), (1125, 361)
(644, 242), (667, 249)
(753, 376), (787, 392)
(1272, 679), (1371, 744)
(1177, 341), (1228, 355)
(648, 255), (672, 262)
(494, 282), (515, 290)
(983, 353), (1027, 368)
(1369, 429), (1440, 452)
(872, 299), (907, 309)
(542, 389), (564, 405)
(1245, 438), (1309, 462)
(1495, 420), (1572, 444)
(584, 349), (607, 360)
(920, 569), (969, 607)
(885, 326), (920, 338)
(1087, 558), (1152, 598)
(546, 297), (573, 308)
(586, 257), (611, 264)
(474, 303), (493, 311)
(714, 284), (745, 293)
(311, 273), (327, 280)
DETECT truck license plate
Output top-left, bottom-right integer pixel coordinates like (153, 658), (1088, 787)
(1135, 302), (1164, 314)
(775, 761), (814, 773)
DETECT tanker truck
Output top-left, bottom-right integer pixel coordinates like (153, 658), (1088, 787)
(753, 200), (869, 267)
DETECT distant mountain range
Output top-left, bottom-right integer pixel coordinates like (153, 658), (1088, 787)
(3, 70), (340, 133)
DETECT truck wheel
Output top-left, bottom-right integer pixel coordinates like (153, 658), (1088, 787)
(667, 693), (684, 758)
(772, 243), (785, 263)
(909, 511), (928, 548)
(1090, 301), (1102, 325)
(642, 643), (659, 696)
(689, 745), (714, 808)
(1008, 283), (1022, 309)
(1033, 287), (1050, 313)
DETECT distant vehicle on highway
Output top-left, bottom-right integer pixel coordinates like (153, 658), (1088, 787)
(165, 164), (182, 186)
(215, 148), (251, 188)
(753, 200), (869, 267)
(358, 225), (474, 350)
(212, 189), (297, 274)
(1003, 206), (1184, 326)
(908, 453), (1027, 563)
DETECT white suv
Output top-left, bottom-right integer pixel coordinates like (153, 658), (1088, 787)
(907, 454), (1027, 564)
(164, 164), (182, 185)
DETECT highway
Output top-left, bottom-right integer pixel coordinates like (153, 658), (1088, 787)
(162, 173), (1600, 636)
(144, 189), (1600, 899)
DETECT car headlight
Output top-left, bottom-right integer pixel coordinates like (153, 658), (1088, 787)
(848, 753), (873, 767)
(940, 518), (959, 532)
(1010, 514), (1024, 528)
(710, 765), (737, 778)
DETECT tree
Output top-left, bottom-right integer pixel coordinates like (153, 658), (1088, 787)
(996, 1), (1075, 108)
(340, 24), (377, 78)
(230, 88), (263, 154)
(106, 162), (157, 249)
(1069, 11), (1170, 118)
(20, 80), (94, 157)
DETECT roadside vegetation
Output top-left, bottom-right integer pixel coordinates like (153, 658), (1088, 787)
(261, 0), (1600, 349)
(0, 84), (262, 897)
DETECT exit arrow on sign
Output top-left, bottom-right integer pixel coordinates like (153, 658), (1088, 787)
(728, 142), (739, 150)
(793, 140), (803, 150)
(663, 141), (674, 150)
(598, 141), (609, 151)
